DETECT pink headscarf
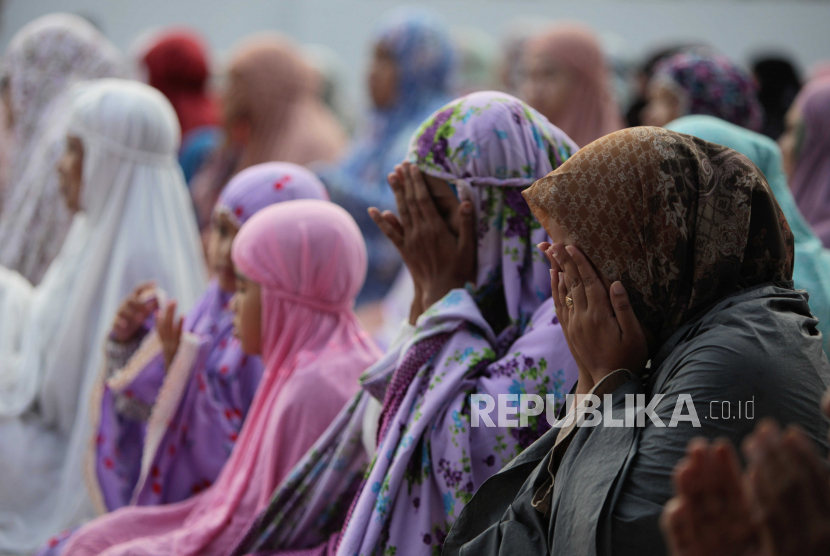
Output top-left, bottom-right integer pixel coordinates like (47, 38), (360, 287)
(62, 201), (379, 556)
(524, 23), (623, 147)
(790, 78), (830, 247)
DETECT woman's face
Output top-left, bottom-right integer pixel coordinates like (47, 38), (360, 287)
(779, 104), (803, 181)
(231, 272), (262, 355)
(520, 49), (575, 125)
(641, 81), (684, 128)
(369, 42), (398, 109)
(207, 211), (241, 292)
(57, 135), (84, 212)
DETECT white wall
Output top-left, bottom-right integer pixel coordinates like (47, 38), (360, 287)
(2, 0), (828, 108)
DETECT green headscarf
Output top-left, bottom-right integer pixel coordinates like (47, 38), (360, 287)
(667, 115), (830, 354)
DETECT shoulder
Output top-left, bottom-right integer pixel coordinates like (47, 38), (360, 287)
(654, 289), (830, 431)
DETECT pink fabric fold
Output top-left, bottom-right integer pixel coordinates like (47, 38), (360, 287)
(62, 200), (379, 556)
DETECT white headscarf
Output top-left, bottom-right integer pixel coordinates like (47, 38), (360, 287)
(0, 13), (125, 284)
(0, 78), (207, 552)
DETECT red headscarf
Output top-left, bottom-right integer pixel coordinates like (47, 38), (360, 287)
(142, 29), (221, 137)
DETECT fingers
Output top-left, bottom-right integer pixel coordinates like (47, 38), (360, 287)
(552, 244), (587, 311)
(565, 246), (609, 312)
(368, 207), (403, 248)
(132, 281), (155, 299)
(537, 242), (563, 308)
(675, 438), (710, 499)
(388, 166), (411, 230)
(382, 211), (404, 237)
(610, 281), (643, 341)
(557, 271), (569, 328)
(158, 300), (177, 341)
(174, 314), (184, 344)
(661, 498), (695, 555)
(401, 161), (424, 225)
(408, 162), (442, 223)
(712, 439), (746, 507)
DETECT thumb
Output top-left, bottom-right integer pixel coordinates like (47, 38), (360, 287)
(610, 281), (641, 338)
(456, 201), (477, 276)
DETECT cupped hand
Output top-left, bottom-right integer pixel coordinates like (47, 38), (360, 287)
(547, 243), (647, 383)
(538, 241), (593, 397)
(661, 438), (760, 556)
(742, 420), (830, 556)
(157, 300), (183, 371)
(368, 161), (477, 321)
(111, 282), (158, 343)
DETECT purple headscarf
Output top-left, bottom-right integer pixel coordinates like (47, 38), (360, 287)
(653, 52), (763, 131)
(90, 162), (328, 512)
(790, 79), (830, 247)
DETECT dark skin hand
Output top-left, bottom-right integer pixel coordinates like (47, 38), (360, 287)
(368, 161), (477, 325)
(538, 241), (648, 389)
(662, 399), (830, 556)
(157, 300), (183, 371)
(743, 421), (830, 556)
(661, 439), (761, 556)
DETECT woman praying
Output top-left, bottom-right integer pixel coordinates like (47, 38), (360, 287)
(90, 162), (328, 513)
(44, 200), (379, 556)
(0, 78), (207, 554)
(0, 13), (124, 284)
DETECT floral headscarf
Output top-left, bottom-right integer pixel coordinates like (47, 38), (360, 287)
(652, 52), (763, 131)
(407, 91), (577, 342)
(523, 126), (793, 343)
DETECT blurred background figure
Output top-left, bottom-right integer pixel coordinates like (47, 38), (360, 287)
(496, 16), (549, 96)
(137, 28), (223, 184)
(318, 7), (454, 306)
(0, 13), (123, 285)
(752, 55), (802, 140)
(624, 43), (705, 127)
(808, 60), (830, 83)
(641, 51), (763, 131)
(668, 114), (830, 356)
(190, 34), (346, 247)
(520, 22), (624, 148)
(451, 26), (499, 95)
(782, 78), (830, 249)
(304, 43), (357, 136)
(599, 31), (636, 120)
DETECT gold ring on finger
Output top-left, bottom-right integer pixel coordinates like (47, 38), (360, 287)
(565, 296), (574, 309)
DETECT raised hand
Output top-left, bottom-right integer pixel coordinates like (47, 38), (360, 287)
(111, 282), (158, 343)
(548, 243), (647, 383)
(743, 421), (830, 556)
(538, 241), (593, 398)
(157, 300), (183, 371)
(661, 438), (760, 556)
(368, 161), (477, 321)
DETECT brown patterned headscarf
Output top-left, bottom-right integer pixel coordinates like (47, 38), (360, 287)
(522, 127), (794, 343)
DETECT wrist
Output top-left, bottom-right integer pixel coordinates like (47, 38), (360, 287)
(422, 281), (464, 310)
